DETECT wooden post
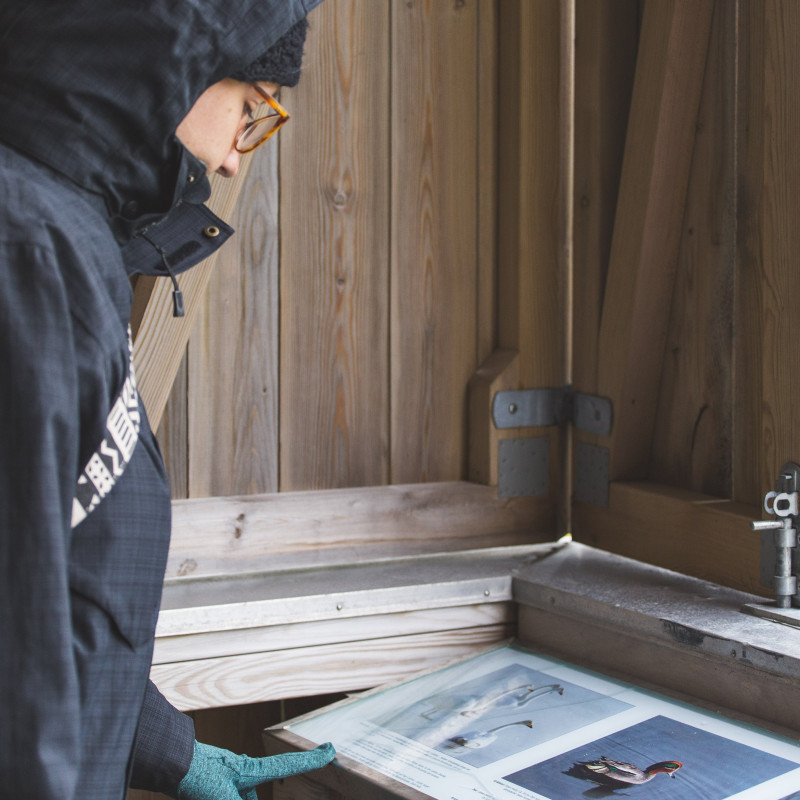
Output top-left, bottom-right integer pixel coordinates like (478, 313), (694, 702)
(596, 0), (714, 481)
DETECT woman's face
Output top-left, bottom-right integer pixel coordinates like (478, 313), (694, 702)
(175, 78), (279, 178)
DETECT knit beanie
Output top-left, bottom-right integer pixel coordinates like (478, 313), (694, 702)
(231, 17), (309, 87)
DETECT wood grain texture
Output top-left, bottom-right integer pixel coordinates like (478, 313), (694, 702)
(280, 0), (390, 491)
(151, 625), (514, 711)
(596, 0), (714, 481)
(186, 143), (280, 498)
(734, 0), (766, 507)
(273, 776), (337, 800)
(497, 0), (563, 390)
(649, 0), (736, 497)
(571, 0), (638, 396)
(574, 481), (762, 595)
(519, 604), (800, 738)
(758, 1), (800, 499)
(477, 0), (499, 366)
(164, 482), (550, 580)
(133, 162), (258, 433)
(156, 350), (189, 499)
(390, 0), (479, 484)
(467, 349), (519, 486)
(492, 0), (565, 529)
(153, 604), (516, 665)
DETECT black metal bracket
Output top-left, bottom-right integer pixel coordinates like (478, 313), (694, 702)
(492, 386), (612, 436)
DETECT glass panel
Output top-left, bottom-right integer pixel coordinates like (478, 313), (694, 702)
(288, 644), (800, 800)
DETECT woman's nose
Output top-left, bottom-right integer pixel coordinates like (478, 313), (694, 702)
(217, 148), (241, 178)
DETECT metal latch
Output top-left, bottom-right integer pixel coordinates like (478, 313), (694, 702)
(492, 387), (613, 436)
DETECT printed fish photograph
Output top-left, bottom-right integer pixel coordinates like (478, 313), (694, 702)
(372, 662), (632, 768)
(504, 715), (799, 799)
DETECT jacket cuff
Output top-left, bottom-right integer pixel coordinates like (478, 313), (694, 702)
(129, 680), (195, 796)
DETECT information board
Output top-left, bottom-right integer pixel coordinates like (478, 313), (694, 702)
(288, 644), (800, 800)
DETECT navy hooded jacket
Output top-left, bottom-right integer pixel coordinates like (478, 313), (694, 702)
(0, 1), (321, 797)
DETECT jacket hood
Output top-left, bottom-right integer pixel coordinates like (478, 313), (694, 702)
(0, 0), (321, 238)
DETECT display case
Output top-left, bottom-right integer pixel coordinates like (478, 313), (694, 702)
(263, 640), (800, 800)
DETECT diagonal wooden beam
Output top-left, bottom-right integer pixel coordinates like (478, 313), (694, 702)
(597, 0), (714, 481)
(131, 162), (256, 432)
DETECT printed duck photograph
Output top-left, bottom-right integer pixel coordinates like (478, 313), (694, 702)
(372, 662), (632, 768)
(504, 715), (799, 799)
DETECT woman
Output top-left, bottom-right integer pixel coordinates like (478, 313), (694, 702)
(0, 2), (333, 797)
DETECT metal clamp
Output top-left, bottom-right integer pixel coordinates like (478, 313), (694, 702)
(751, 463), (800, 609)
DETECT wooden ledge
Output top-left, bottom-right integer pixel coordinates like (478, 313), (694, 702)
(514, 542), (800, 735)
(157, 543), (562, 638)
(165, 481), (551, 581)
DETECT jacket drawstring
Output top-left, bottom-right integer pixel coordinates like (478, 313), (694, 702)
(140, 233), (185, 317)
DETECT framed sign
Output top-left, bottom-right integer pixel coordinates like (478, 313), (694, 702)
(271, 644), (800, 800)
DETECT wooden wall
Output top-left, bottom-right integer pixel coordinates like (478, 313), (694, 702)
(571, 0), (800, 597)
(158, 0), (506, 498)
(146, 0), (800, 591)
(131, 0), (800, 794)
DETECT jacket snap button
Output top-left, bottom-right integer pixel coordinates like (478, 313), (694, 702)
(122, 200), (140, 219)
(203, 226), (220, 238)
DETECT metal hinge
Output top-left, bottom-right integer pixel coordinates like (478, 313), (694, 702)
(493, 387), (612, 502)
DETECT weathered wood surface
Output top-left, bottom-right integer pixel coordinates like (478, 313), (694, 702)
(573, 1), (800, 595)
(649, 0), (736, 498)
(575, 481), (760, 595)
(477, 0), (499, 367)
(468, 349), (519, 487)
(153, 604), (515, 665)
(164, 482), (547, 580)
(596, 0), (714, 482)
(148, 1), (504, 498)
(389, 0), (480, 484)
(280, 0), (391, 491)
(757, 1), (800, 500)
(734, 0), (766, 509)
(132, 162), (258, 433)
(571, 0), (638, 399)
(151, 625), (514, 711)
(186, 143), (281, 497)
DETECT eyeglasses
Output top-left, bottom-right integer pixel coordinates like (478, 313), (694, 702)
(235, 84), (290, 153)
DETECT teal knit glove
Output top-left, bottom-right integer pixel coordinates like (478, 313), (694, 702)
(177, 740), (336, 800)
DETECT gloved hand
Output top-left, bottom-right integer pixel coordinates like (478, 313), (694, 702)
(177, 740), (336, 800)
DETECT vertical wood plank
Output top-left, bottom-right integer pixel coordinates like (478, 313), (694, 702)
(477, 0), (499, 367)
(571, 0), (638, 397)
(649, 0), (736, 497)
(489, 0), (563, 529)
(187, 144), (280, 497)
(156, 351), (189, 499)
(595, 0), (714, 481)
(497, 0), (563, 393)
(133, 162), (259, 433)
(759, 1), (800, 497)
(734, 0), (765, 506)
(390, 0), (479, 484)
(280, 0), (390, 491)
(468, 349), (518, 486)
(571, 0), (638, 533)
